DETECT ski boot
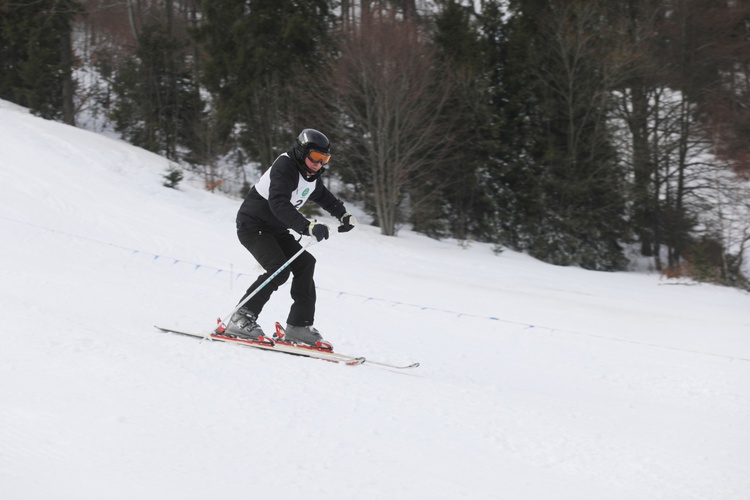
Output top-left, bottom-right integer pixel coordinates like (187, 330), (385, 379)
(279, 324), (333, 351)
(220, 308), (270, 344)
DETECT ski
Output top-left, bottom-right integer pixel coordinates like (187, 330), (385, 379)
(154, 325), (364, 365)
(270, 322), (419, 369)
(154, 324), (419, 369)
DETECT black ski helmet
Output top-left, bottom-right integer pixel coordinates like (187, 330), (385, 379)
(294, 128), (331, 161)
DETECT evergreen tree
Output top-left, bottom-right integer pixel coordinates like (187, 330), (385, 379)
(422, 0), (498, 241)
(192, 0), (334, 168)
(481, 0), (551, 252)
(488, 0), (628, 270)
(0, 0), (82, 121)
(110, 24), (203, 160)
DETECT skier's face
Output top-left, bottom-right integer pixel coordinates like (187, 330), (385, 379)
(304, 156), (325, 173)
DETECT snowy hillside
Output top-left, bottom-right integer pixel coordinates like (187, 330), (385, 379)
(1, 99), (749, 500)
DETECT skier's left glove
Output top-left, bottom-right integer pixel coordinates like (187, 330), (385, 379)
(338, 212), (357, 233)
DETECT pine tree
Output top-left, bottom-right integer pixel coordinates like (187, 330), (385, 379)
(192, 0), (334, 168)
(110, 24), (203, 160)
(482, 0), (551, 253)
(0, 0), (82, 120)
(421, 0), (498, 241)
(488, 0), (629, 270)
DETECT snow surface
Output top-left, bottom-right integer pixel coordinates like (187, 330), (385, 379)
(1, 98), (750, 500)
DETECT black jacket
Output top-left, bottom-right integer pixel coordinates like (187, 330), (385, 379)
(236, 149), (346, 236)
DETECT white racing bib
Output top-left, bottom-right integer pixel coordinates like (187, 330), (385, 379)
(255, 154), (316, 210)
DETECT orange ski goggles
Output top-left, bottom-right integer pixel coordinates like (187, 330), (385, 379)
(308, 150), (331, 165)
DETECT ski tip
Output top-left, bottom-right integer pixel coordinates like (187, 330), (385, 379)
(386, 362), (420, 369)
(362, 360), (421, 369)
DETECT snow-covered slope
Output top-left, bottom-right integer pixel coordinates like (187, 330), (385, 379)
(1, 99), (749, 499)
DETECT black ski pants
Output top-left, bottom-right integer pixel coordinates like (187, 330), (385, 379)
(237, 228), (316, 326)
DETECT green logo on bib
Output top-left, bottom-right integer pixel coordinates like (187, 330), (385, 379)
(302, 188), (310, 197)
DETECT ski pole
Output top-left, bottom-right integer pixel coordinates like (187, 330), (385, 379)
(212, 238), (318, 336)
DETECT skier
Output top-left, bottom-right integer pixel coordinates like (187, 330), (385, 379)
(223, 129), (356, 349)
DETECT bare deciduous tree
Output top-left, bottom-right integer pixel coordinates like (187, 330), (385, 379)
(331, 8), (452, 236)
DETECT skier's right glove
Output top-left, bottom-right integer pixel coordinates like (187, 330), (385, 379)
(307, 220), (330, 242)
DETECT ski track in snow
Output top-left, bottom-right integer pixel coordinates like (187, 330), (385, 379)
(1, 99), (750, 499)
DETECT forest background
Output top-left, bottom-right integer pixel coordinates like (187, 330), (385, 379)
(2, 0), (750, 287)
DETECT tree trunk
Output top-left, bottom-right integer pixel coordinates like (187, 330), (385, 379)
(61, 28), (75, 125)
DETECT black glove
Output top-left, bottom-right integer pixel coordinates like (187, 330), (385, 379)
(338, 212), (357, 233)
(307, 221), (330, 242)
